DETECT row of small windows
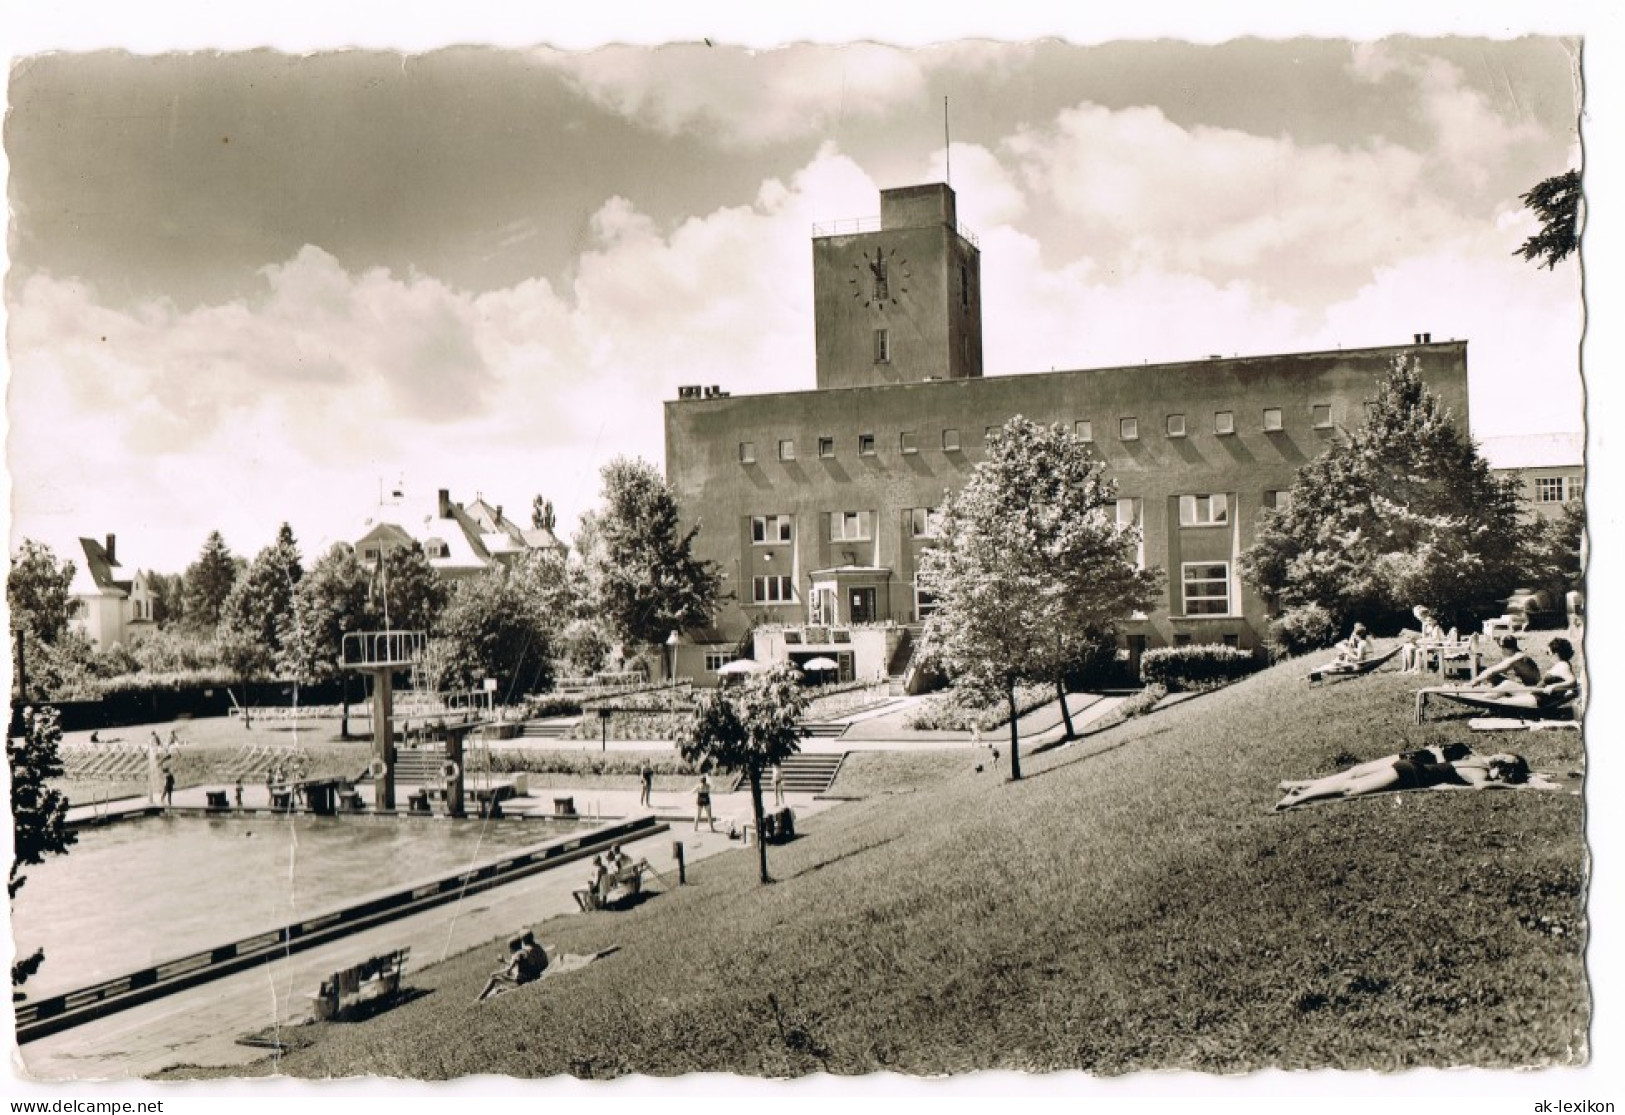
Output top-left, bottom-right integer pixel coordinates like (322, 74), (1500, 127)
(751, 507), (944, 546)
(1533, 476), (1583, 503)
(741, 406), (1340, 464)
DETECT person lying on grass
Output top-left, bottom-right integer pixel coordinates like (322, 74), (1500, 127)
(1274, 749), (1535, 811)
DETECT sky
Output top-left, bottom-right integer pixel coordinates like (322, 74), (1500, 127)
(2, 31), (1585, 579)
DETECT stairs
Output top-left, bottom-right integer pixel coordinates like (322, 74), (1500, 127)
(799, 721), (849, 739)
(522, 718), (579, 739)
(358, 745), (447, 785)
(732, 752), (846, 795)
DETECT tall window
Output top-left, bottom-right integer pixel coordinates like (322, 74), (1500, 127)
(753, 575), (796, 604)
(875, 328), (890, 364)
(916, 576), (939, 621)
(1116, 497), (1144, 568)
(739, 441), (756, 464)
(942, 428), (961, 452)
(1264, 490), (1292, 511)
(1214, 411), (1235, 435)
(1120, 417), (1139, 441)
(751, 515), (793, 544)
(830, 511), (870, 541)
(778, 438), (796, 461)
(960, 265), (969, 308)
(909, 507), (943, 538)
(1179, 493), (1230, 527)
(872, 252), (889, 301)
(1263, 407), (1284, 431)
(1183, 562), (1232, 616)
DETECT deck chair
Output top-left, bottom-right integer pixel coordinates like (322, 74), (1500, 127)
(1305, 644), (1404, 684)
(1415, 684), (1580, 725)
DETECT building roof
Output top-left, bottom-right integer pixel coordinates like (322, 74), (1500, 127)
(70, 537), (131, 597)
(1480, 432), (1584, 470)
(358, 490), (564, 576)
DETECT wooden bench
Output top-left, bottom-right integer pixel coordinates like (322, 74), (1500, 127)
(307, 948), (410, 1022)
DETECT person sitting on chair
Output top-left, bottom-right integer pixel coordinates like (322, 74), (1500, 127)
(1400, 607), (1447, 672)
(1464, 634), (1543, 691)
(1458, 636), (1577, 712)
(588, 855), (610, 900)
(1275, 749), (1531, 811)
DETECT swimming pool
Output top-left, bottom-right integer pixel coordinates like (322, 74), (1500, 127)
(11, 812), (590, 998)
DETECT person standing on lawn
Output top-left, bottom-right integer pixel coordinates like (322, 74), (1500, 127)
(639, 760), (654, 807)
(692, 771), (715, 832)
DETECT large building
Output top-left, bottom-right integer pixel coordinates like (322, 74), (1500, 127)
(664, 183), (1470, 684)
(1481, 432), (1585, 524)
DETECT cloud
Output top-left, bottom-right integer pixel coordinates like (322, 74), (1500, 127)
(541, 43), (931, 146)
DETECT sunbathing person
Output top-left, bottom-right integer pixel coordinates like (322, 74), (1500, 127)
(1304, 623), (1383, 682)
(1465, 634), (1543, 690)
(477, 936), (532, 1001)
(1274, 750), (1532, 811)
(1456, 636), (1578, 712)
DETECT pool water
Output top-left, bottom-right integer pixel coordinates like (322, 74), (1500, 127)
(11, 812), (586, 998)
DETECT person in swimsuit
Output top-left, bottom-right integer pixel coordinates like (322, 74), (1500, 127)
(692, 773), (715, 832)
(1274, 750), (1530, 811)
(1466, 635), (1543, 690)
(1458, 636), (1578, 712)
(1303, 622), (1374, 681)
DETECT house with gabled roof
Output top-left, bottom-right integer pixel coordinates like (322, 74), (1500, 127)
(355, 489), (567, 581)
(70, 534), (156, 651)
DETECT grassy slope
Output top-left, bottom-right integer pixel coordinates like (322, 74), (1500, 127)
(194, 656), (1586, 1079)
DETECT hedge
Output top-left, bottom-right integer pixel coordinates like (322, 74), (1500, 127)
(1138, 646), (1262, 693)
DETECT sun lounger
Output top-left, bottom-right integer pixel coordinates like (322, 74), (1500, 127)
(1415, 685), (1580, 725)
(1305, 644), (1404, 684)
(1468, 717), (1582, 732)
(572, 860), (650, 912)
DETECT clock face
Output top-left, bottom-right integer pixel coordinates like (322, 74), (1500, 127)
(849, 246), (911, 309)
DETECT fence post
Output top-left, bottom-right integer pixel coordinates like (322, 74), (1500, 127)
(673, 840), (686, 885)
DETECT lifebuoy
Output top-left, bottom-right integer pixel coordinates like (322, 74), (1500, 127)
(366, 758), (388, 780)
(439, 760), (460, 782)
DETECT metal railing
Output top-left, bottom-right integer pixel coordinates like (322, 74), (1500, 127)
(340, 630), (427, 669)
(811, 216), (979, 249)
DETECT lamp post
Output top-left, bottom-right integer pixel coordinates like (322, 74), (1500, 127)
(665, 629), (680, 683)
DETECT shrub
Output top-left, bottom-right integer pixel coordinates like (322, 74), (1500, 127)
(903, 682), (1054, 731)
(1268, 603), (1340, 658)
(1139, 646), (1261, 693)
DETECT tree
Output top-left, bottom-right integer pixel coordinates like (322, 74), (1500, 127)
(918, 418), (1162, 778)
(432, 568), (553, 701)
(182, 531), (241, 629)
(278, 543), (373, 736)
(1240, 357), (1524, 635)
(589, 457), (721, 650)
(674, 664), (806, 884)
(1524, 502), (1585, 604)
(1515, 169), (1581, 270)
(369, 542), (449, 635)
(8, 540), (80, 646)
(144, 572), (187, 627)
(531, 496), (557, 532)
(10, 705), (77, 988)
(217, 524), (304, 681)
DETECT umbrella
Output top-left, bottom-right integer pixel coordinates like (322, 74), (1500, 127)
(715, 658), (768, 676)
(801, 656), (839, 672)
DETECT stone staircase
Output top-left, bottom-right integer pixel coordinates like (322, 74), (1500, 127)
(732, 752), (846, 795)
(799, 721), (850, 739)
(522, 718), (579, 739)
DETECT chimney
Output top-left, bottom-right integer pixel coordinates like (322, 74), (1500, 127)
(438, 489), (451, 517)
(1423, 332), (1431, 343)
(495, 506), (503, 523)
(105, 533), (116, 564)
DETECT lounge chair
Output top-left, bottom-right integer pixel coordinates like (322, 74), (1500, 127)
(1304, 644), (1404, 684)
(1414, 684), (1581, 725)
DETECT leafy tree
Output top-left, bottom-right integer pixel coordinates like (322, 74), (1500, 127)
(144, 572), (187, 627)
(278, 543), (374, 736)
(8, 540), (80, 645)
(369, 542), (449, 635)
(1516, 169), (1581, 270)
(1524, 502), (1585, 604)
(1240, 357), (1524, 635)
(217, 524), (304, 681)
(918, 418), (1161, 777)
(9, 705), (77, 988)
(510, 549), (586, 638)
(431, 568), (553, 702)
(531, 496), (557, 532)
(131, 626), (220, 674)
(182, 531), (241, 629)
(589, 457), (721, 650)
(674, 664), (806, 884)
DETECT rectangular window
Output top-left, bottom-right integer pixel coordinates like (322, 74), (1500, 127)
(829, 511), (870, 541)
(1166, 414), (1187, 438)
(909, 507), (943, 538)
(858, 433), (876, 456)
(778, 438), (796, 461)
(818, 436), (835, 459)
(900, 430), (918, 454)
(1115, 497), (1144, 569)
(1179, 493), (1230, 527)
(752, 575), (796, 604)
(1183, 562), (1232, 616)
(875, 329), (890, 364)
(942, 428), (961, 452)
(1569, 476), (1584, 501)
(739, 441), (756, 464)
(916, 577), (939, 621)
(1174, 634), (1193, 648)
(1311, 404), (1333, 428)
(1215, 411), (1235, 435)
(1535, 477), (1566, 503)
(751, 515), (793, 544)
(1222, 634), (1241, 649)
(1264, 489), (1292, 511)
(1120, 417), (1139, 441)
(704, 652), (732, 672)
(960, 265), (969, 308)
(1263, 407), (1284, 431)
(1075, 420), (1093, 442)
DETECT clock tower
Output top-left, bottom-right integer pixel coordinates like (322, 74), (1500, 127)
(811, 182), (983, 391)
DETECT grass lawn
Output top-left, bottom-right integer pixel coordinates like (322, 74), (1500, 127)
(165, 654), (1586, 1078)
(825, 750), (979, 798)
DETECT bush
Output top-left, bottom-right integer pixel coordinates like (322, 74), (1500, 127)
(903, 682), (1054, 732)
(1139, 646), (1261, 693)
(523, 694), (585, 719)
(1267, 603), (1340, 658)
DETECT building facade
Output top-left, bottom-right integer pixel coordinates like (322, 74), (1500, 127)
(355, 488), (566, 580)
(1481, 432), (1584, 524)
(69, 534), (156, 651)
(664, 183), (1471, 683)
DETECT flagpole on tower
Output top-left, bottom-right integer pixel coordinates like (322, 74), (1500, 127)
(944, 96), (951, 184)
